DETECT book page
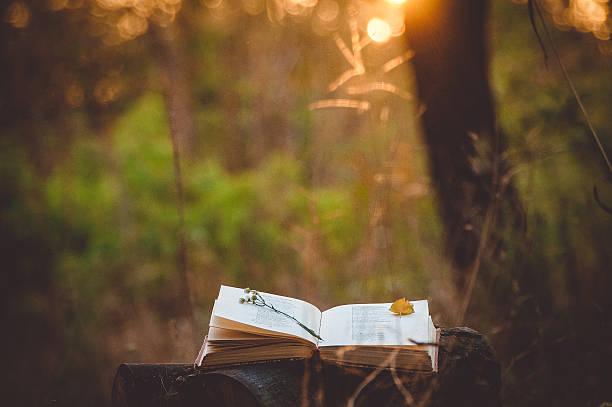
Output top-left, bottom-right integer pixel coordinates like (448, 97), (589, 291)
(211, 285), (322, 345)
(319, 302), (430, 347)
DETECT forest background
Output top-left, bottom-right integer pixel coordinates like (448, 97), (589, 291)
(1, 0), (611, 405)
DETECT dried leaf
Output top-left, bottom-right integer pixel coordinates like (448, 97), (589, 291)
(389, 298), (414, 316)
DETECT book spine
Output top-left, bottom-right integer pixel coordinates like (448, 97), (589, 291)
(193, 336), (208, 368)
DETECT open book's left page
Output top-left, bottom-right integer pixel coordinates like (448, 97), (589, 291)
(210, 285), (322, 345)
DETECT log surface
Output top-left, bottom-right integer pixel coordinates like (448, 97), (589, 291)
(111, 327), (500, 406)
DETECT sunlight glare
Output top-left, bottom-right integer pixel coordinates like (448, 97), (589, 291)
(367, 18), (392, 43)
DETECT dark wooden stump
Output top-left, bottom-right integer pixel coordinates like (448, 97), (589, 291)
(112, 327), (500, 406)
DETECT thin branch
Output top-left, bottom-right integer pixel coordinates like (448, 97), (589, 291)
(346, 81), (413, 100)
(389, 354), (417, 406)
(349, 17), (364, 71)
(532, 0), (612, 174)
(309, 99), (370, 112)
(328, 68), (364, 92)
(382, 50), (415, 73)
(334, 34), (361, 69)
(346, 349), (400, 407)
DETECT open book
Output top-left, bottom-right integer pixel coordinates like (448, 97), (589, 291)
(195, 285), (439, 372)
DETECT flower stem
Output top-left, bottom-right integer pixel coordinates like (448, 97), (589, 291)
(252, 292), (323, 341)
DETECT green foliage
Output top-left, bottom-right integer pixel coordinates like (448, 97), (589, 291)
(3, 3), (611, 405)
(492, 0), (612, 312)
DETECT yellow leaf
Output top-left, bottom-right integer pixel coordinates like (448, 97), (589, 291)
(389, 298), (414, 316)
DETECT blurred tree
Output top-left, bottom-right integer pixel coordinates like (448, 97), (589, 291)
(148, 20), (198, 343)
(150, 23), (198, 156)
(404, 0), (521, 287)
(0, 1), (149, 164)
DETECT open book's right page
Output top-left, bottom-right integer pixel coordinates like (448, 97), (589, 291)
(318, 301), (430, 347)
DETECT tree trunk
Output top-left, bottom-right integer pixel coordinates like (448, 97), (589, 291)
(150, 24), (198, 157)
(149, 23), (197, 348)
(404, 0), (520, 286)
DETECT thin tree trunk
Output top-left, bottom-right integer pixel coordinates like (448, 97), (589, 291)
(151, 24), (197, 157)
(149, 23), (196, 347)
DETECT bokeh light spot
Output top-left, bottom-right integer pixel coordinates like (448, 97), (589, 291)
(316, 0), (339, 22)
(65, 83), (85, 108)
(5, 1), (30, 28)
(367, 18), (392, 43)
